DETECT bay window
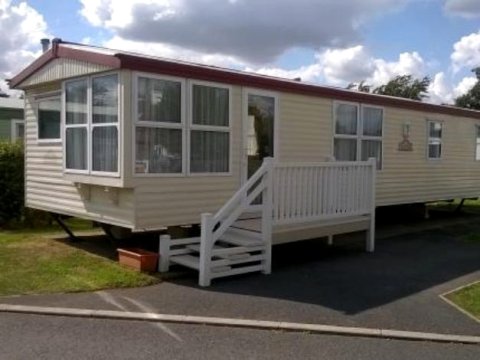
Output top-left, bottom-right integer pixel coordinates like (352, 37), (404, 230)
(334, 102), (383, 168)
(134, 74), (230, 176)
(135, 75), (184, 174)
(427, 121), (442, 160)
(64, 73), (119, 175)
(190, 84), (230, 173)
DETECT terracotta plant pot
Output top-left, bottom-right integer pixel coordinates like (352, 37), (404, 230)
(117, 248), (159, 272)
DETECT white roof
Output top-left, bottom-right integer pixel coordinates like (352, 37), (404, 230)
(0, 97), (23, 109)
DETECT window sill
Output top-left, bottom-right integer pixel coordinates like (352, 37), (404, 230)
(189, 172), (233, 177)
(64, 172), (124, 188)
(37, 139), (62, 146)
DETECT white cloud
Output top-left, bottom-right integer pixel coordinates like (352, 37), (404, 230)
(453, 75), (477, 97)
(246, 63), (323, 83)
(320, 46), (375, 85)
(0, 0), (49, 94)
(105, 36), (245, 69)
(80, 0), (408, 64)
(369, 51), (426, 87)
(428, 72), (476, 104)
(248, 46), (428, 93)
(451, 31), (480, 72)
(428, 72), (454, 104)
(444, 0), (480, 18)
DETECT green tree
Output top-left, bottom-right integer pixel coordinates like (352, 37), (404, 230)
(455, 68), (480, 110)
(373, 75), (430, 100)
(346, 81), (371, 93)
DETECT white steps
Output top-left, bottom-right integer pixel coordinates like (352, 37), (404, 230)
(171, 255), (234, 273)
(168, 224), (268, 282)
(170, 254), (200, 270)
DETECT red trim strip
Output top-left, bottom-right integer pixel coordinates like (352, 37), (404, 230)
(9, 47), (121, 88)
(117, 53), (480, 120)
(56, 47), (121, 68)
(9, 44), (480, 120)
(9, 49), (55, 88)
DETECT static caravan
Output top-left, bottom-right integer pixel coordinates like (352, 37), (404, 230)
(10, 40), (480, 285)
(0, 97), (24, 142)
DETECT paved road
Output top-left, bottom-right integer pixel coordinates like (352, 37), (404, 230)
(4, 221), (480, 336)
(0, 313), (478, 360)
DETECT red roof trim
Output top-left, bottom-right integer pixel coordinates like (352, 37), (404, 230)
(56, 47), (121, 68)
(9, 49), (55, 88)
(9, 46), (121, 89)
(9, 43), (480, 120)
(117, 53), (480, 119)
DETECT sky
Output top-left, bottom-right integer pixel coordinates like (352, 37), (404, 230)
(1, 0), (479, 104)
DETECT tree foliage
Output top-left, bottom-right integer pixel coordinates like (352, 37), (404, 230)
(346, 75), (430, 101)
(455, 68), (480, 110)
(373, 75), (430, 100)
(347, 81), (371, 93)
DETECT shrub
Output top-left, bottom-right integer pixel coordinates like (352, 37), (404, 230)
(0, 141), (24, 225)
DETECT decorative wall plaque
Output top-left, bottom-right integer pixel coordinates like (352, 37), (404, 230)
(398, 123), (413, 151)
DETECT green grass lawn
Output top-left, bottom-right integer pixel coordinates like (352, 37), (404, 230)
(445, 282), (480, 320)
(0, 221), (160, 296)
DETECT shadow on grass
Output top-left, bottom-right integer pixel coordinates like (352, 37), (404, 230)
(52, 230), (164, 262)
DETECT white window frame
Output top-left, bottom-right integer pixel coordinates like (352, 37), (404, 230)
(426, 120), (443, 161)
(132, 72), (187, 177)
(11, 119), (24, 142)
(475, 124), (480, 161)
(188, 80), (232, 176)
(332, 101), (384, 169)
(36, 94), (62, 144)
(63, 72), (121, 177)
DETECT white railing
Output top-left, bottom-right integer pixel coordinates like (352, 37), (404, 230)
(272, 158), (376, 225)
(168, 157), (376, 286)
(199, 158), (274, 286)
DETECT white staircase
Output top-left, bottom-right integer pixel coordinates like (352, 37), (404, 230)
(159, 158), (274, 286)
(158, 157), (377, 287)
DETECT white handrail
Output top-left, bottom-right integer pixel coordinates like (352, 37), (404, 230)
(272, 158), (376, 225)
(199, 157), (274, 286)
(198, 157), (376, 286)
(211, 159), (272, 225)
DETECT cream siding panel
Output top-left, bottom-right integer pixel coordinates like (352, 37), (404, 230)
(278, 93), (332, 162)
(24, 87), (134, 228)
(132, 85), (243, 230)
(20, 58), (113, 88)
(376, 108), (480, 205)
(277, 92), (480, 207)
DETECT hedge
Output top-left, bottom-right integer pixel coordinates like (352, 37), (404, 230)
(0, 141), (24, 225)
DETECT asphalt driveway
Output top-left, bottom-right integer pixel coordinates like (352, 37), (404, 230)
(2, 217), (479, 336)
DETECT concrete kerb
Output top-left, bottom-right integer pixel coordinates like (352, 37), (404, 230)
(0, 304), (479, 345)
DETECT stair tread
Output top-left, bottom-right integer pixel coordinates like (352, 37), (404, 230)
(186, 244), (226, 252)
(170, 254), (200, 270)
(220, 232), (263, 247)
(211, 265), (232, 273)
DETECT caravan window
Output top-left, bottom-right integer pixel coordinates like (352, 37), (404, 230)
(427, 121), (442, 160)
(135, 76), (184, 174)
(64, 74), (119, 175)
(133, 75), (231, 176)
(38, 98), (61, 140)
(92, 75), (118, 173)
(190, 84), (230, 173)
(334, 103), (383, 168)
